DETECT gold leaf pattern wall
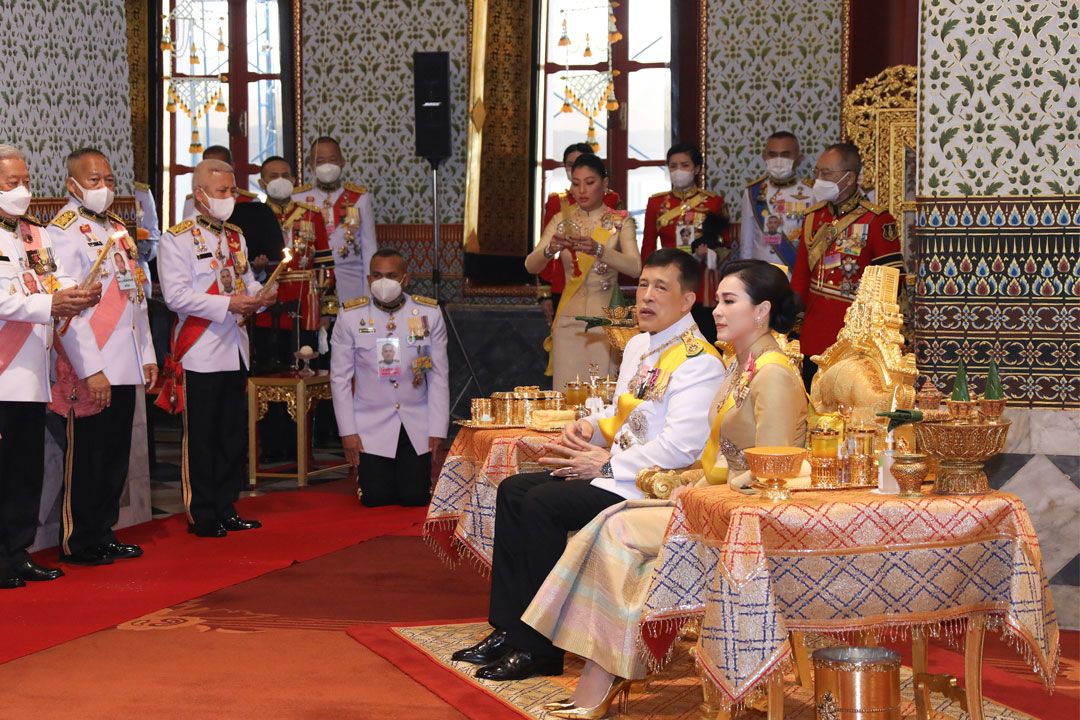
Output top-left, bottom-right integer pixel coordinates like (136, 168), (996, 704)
(0, 0), (136, 195)
(705, 0), (843, 219)
(301, 0), (470, 224)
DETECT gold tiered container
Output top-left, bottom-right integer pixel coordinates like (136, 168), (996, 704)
(913, 419), (1010, 495)
(601, 305), (640, 354)
(744, 446), (808, 501)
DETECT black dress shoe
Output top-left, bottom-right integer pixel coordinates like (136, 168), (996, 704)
(14, 559), (65, 581)
(187, 522), (227, 538)
(222, 516), (261, 531)
(451, 630), (511, 665)
(0, 576), (26, 589)
(100, 542), (144, 559)
(475, 649), (563, 681)
(59, 550), (114, 566)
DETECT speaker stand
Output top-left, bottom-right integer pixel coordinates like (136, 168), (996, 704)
(426, 157), (483, 419)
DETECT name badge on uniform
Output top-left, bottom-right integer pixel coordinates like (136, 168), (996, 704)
(218, 267), (236, 294)
(675, 222), (694, 249)
(377, 337), (402, 378)
(196, 252), (213, 260)
(115, 267), (138, 292)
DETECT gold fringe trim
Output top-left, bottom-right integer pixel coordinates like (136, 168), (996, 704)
(60, 410), (76, 555)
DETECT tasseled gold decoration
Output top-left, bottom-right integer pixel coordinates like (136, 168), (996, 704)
(583, 33), (593, 58)
(189, 130), (203, 155)
(558, 17), (570, 47)
(189, 42), (199, 65)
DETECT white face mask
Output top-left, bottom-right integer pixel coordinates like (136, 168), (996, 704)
(198, 189), (235, 222)
(314, 163), (342, 184)
(265, 177), (294, 201)
(669, 169), (695, 190)
(370, 277), (403, 304)
(765, 157), (795, 181)
(0, 185), (32, 216)
(811, 173), (849, 205)
(71, 178), (114, 214)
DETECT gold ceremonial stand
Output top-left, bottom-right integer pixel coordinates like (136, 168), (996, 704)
(247, 371), (351, 488)
(912, 612), (987, 720)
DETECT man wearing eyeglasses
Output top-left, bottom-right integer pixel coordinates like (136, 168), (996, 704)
(791, 142), (904, 389)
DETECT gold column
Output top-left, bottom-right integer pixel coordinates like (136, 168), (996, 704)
(125, 0), (150, 183)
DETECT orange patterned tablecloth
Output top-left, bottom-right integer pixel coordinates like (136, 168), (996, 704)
(425, 426), (558, 570)
(640, 485), (1060, 707)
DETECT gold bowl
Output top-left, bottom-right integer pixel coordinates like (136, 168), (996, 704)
(890, 453), (929, 498)
(744, 446), (808, 501)
(913, 420), (1010, 495)
(602, 305), (640, 354)
(978, 397), (1008, 423)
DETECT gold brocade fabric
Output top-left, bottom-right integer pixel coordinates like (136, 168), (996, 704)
(425, 427), (556, 569)
(640, 486), (1060, 707)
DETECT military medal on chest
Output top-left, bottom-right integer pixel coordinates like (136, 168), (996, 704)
(339, 206), (360, 259)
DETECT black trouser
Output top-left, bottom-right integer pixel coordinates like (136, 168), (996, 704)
(0, 401), (45, 576)
(183, 368), (247, 526)
(60, 385), (136, 555)
(489, 471), (623, 659)
(357, 426), (432, 507)
(691, 304), (718, 346)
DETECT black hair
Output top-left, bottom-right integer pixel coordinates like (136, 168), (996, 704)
(310, 136), (341, 151)
(371, 247), (405, 263)
(260, 155), (288, 168)
(562, 143), (594, 160)
(570, 153), (608, 179)
(718, 259), (804, 334)
(690, 212), (730, 252)
(203, 145), (232, 163)
(823, 142), (862, 173)
(766, 131), (798, 143)
(666, 142), (703, 168)
(644, 248), (701, 293)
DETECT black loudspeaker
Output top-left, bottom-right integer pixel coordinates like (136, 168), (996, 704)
(413, 52), (452, 163)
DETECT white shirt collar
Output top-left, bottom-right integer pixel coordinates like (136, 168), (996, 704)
(647, 312), (696, 350)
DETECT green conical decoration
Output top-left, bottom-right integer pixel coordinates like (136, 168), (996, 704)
(950, 362), (971, 401)
(984, 361), (1005, 400)
(608, 281), (627, 308)
(876, 409), (925, 433)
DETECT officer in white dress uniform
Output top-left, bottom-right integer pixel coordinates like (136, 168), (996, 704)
(48, 148), (158, 565)
(158, 159), (276, 537)
(330, 248), (448, 507)
(0, 145), (102, 589)
(180, 145), (233, 221)
(452, 249), (726, 681)
(739, 131), (813, 273)
(291, 136), (376, 301)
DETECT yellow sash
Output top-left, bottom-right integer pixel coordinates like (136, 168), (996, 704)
(700, 351), (792, 485)
(656, 191), (709, 229)
(804, 202), (867, 273)
(281, 203), (308, 232)
(544, 212), (615, 376)
(597, 335), (720, 444)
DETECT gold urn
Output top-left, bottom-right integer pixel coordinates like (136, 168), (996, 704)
(744, 446), (807, 501)
(913, 420), (1010, 496)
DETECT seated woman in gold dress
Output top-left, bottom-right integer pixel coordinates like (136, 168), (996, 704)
(525, 154), (642, 390)
(521, 260), (808, 718)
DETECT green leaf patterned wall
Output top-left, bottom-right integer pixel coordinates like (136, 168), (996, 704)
(705, 0), (843, 219)
(301, 0), (469, 224)
(0, 0), (135, 195)
(919, 0), (1080, 196)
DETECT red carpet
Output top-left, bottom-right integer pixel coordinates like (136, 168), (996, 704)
(0, 480), (424, 664)
(349, 621), (526, 720)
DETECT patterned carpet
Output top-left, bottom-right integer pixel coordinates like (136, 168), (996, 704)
(393, 621), (1037, 719)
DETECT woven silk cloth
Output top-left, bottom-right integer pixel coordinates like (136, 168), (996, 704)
(640, 485), (1060, 706)
(424, 427), (557, 569)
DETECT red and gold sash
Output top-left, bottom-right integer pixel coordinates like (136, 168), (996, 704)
(656, 191), (710, 229)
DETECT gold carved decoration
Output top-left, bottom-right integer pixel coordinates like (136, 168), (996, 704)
(292, 0), (304, 172)
(810, 265), (918, 414)
(841, 65), (918, 247)
(254, 382), (332, 422)
(125, 0), (150, 184)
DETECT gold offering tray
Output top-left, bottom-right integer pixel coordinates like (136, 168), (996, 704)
(752, 478), (877, 494)
(524, 423), (568, 433)
(455, 420), (525, 429)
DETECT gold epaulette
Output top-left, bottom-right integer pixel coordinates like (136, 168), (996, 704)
(804, 200), (828, 214)
(223, 221), (242, 234)
(168, 219), (195, 235)
(860, 198), (888, 215)
(342, 296), (369, 310)
(292, 183), (312, 194)
(236, 188), (258, 199)
(698, 188), (717, 197)
(51, 209), (78, 229)
(681, 330), (705, 357)
(184, 192), (193, 200)
(802, 177), (815, 187)
(294, 200), (319, 213)
(21, 214), (44, 227)
(344, 182), (367, 195)
(133, 181), (150, 192)
(746, 174), (768, 188)
(412, 294), (438, 307)
(107, 211), (125, 225)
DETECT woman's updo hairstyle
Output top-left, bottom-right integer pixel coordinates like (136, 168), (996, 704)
(718, 259), (804, 335)
(571, 153), (608, 179)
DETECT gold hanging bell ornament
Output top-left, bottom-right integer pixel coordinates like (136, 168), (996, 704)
(189, 42), (199, 65)
(584, 33), (593, 58)
(558, 16), (570, 47)
(160, 14), (174, 51)
(189, 129), (203, 155)
(214, 91), (227, 112)
(606, 86), (619, 112)
(217, 20), (226, 52)
(166, 94), (177, 113)
(586, 119), (599, 153)
(561, 81), (573, 113)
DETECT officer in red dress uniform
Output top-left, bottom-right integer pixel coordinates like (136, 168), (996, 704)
(641, 143), (727, 338)
(537, 143), (620, 325)
(791, 142), (904, 388)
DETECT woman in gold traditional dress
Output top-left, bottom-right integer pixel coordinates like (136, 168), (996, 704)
(522, 260), (807, 718)
(525, 155), (641, 390)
